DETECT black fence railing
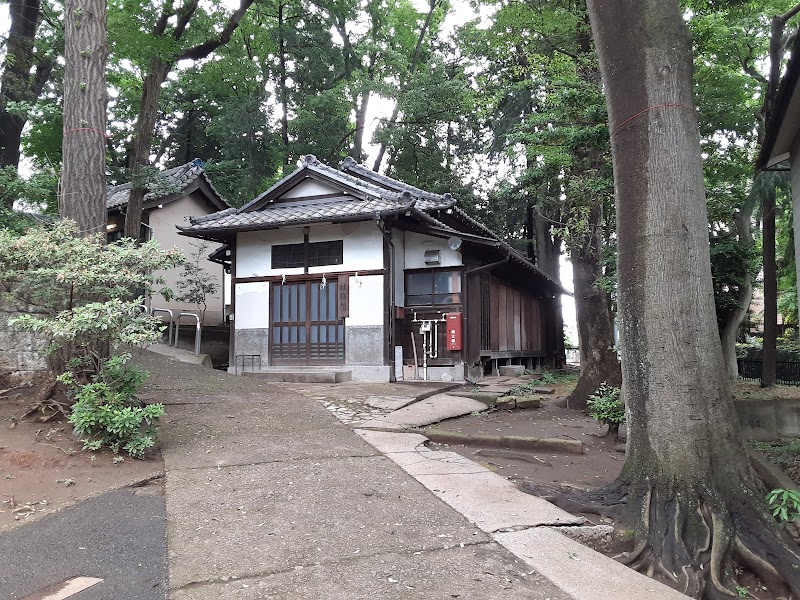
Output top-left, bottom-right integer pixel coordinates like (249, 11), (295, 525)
(737, 359), (800, 386)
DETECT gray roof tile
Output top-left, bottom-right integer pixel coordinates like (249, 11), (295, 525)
(106, 161), (229, 210)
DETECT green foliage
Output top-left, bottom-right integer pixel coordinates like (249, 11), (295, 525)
(736, 338), (800, 362)
(587, 383), (625, 429)
(766, 488), (800, 524)
(4, 220), (183, 401)
(175, 242), (220, 322)
(64, 354), (163, 458)
(507, 370), (576, 396)
(0, 220), (184, 315)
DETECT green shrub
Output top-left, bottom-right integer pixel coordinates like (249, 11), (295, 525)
(63, 354), (163, 458)
(587, 382), (625, 439)
(766, 488), (800, 524)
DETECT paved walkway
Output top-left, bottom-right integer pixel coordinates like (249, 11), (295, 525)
(135, 350), (687, 599)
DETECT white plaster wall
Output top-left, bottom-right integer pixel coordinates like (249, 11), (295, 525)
(236, 222), (384, 278)
(346, 275), (384, 326)
(393, 230), (406, 306)
(148, 194), (225, 324)
(403, 231), (463, 269)
(280, 178), (339, 198)
(235, 281), (270, 330)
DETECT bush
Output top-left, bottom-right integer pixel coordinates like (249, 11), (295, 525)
(62, 354), (163, 458)
(766, 488), (800, 524)
(587, 382), (625, 439)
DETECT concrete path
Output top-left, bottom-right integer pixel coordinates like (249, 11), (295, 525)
(357, 393), (488, 429)
(140, 351), (688, 599)
(356, 430), (689, 600)
(151, 359), (569, 599)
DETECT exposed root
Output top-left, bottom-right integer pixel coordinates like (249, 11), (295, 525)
(20, 375), (70, 419)
(521, 476), (800, 599)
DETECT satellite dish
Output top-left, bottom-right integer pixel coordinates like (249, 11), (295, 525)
(448, 236), (463, 251)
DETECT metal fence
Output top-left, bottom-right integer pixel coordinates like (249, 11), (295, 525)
(737, 359), (800, 386)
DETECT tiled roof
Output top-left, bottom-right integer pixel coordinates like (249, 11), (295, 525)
(106, 160), (229, 210)
(184, 195), (417, 233)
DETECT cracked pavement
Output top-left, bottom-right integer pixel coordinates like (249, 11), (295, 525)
(151, 358), (571, 599)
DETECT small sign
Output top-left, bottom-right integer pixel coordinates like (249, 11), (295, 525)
(446, 312), (462, 351)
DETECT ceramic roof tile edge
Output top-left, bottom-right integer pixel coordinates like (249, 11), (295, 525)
(339, 158), (566, 294)
(178, 198), (418, 236)
(340, 157), (451, 204)
(106, 160), (231, 210)
(239, 155), (399, 212)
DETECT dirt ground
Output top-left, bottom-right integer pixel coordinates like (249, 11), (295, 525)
(0, 392), (163, 531)
(429, 397), (626, 492)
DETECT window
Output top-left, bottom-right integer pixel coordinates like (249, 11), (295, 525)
(406, 270), (462, 305)
(309, 241), (343, 267)
(271, 243), (305, 269)
(271, 240), (343, 269)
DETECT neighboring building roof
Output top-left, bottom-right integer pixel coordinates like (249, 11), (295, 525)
(758, 34), (800, 169)
(106, 159), (230, 212)
(179, 155), (567, 294)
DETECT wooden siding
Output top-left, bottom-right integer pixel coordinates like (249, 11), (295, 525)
(483, 276), (546, 353)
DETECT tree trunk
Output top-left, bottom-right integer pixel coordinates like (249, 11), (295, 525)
(567, 222), (621, 410)
(123, 58), (171, 240)
(762, 180), (778, 387)
(719, 204), (755, 378)
(278, 0), (290, 169)
(59, 0), (107, 236)
(588, 0), (800, 596)
(0, 0), (42, 179)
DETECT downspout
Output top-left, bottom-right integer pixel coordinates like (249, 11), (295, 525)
(376, 215), (396, 382)
(462, 256), (510, 380)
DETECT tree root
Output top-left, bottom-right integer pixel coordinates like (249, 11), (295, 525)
(524, 478), (800, 599)
(20, 375), (70, 420)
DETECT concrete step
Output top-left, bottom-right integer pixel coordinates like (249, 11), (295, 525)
(242, 370), (352, 383)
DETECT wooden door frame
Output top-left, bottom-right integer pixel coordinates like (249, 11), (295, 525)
(269, 278), (346, 366)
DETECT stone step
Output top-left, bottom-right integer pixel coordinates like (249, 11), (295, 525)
(242, 370), (352, 383)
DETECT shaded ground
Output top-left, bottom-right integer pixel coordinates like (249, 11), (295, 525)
(428, 400), (625, 492)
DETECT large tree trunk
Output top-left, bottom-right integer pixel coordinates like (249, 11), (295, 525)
(0, 0), (42, 177)
(59, 0), (107, 236)
(123, 58), (171, 240)
(566, 212), (621, 410)
(588, 1), (800, 597)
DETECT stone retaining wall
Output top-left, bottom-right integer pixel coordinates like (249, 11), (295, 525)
(0, 304), (49, 385)
(735, 398), (800, 440)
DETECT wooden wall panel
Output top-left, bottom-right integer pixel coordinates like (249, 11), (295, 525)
(498, 284), (508, 350)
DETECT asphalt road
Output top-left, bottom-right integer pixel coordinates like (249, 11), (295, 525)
(0, 483), (167, 600)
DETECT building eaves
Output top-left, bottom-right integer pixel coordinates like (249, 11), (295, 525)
(758, 32), (800, 170)
(180, 195), (416, 234)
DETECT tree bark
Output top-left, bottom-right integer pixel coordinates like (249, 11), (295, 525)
(59, 0), (107, 236)
(719, 194), (756, 379)
(0, 0), (42, 174)
(762, 178), (778, 387)
(123, 58), (171, 240)
(0, 0), (56, 207)
(588, 0), (800, 596)
(566, 209), (621, 410)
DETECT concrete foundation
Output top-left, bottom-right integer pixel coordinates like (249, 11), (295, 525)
(232, 328), (269, 371)
(345, 325), (384, 366)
